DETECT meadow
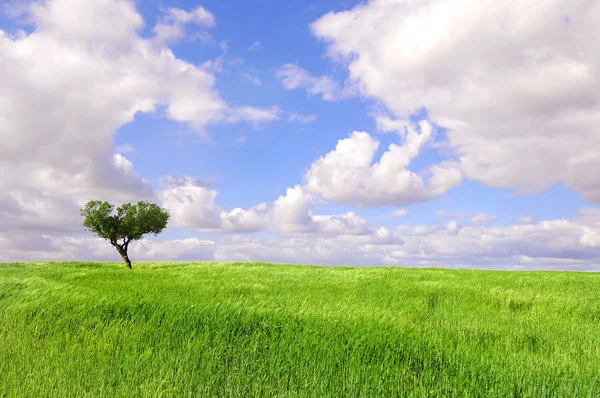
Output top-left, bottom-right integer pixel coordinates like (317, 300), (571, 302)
(1, 261), (599, 397)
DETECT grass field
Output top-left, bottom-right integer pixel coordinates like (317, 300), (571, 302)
(1, 261), (600, 397)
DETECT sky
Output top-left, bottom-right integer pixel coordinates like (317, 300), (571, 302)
(1, 0), (600, 270)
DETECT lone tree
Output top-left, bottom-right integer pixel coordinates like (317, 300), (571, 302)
(81, 201), (170, 269)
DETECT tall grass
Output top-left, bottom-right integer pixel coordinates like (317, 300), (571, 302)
(1, 261), (600, 397)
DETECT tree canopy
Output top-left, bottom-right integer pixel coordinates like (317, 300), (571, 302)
(81, 200), (170, 269)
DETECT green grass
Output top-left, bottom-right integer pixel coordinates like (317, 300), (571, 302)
(1, 262), (600, 397)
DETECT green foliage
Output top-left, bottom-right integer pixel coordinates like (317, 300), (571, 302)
(80, 201), (170, 245)
(1, 262), (600, 396)
(80, 201), (169, 268)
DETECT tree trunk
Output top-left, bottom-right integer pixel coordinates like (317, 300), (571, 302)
(121, 252), (132, 269)
(115, 246), (132, 269)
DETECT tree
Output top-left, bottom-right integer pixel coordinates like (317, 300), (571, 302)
(80, 200), (170, 269)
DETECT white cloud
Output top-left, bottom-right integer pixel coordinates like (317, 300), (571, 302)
(129, 238), (215, 261)
(311, 0), (600, 202)
(374, 114), (412, 135)
(304, 121), (462, 207)
(153, 6), (215, 44)
(159, 178), (224, 230)
(159, 179), (375, 236)
(6, 0), (600, 273)
(158, 117), (463, 235)
(31, 0), (143, 44)
(445, 220), (459, 234)
(0, 0), (279, 238)
(5, 214), (600, 270)
(471, 213), (497, 224)
(574, 208), (600, 227)
(226, 106), (281, 125)
(113, 153), (134, 175)
(276, 64), (356, 101)
(41, 236), (216, 262)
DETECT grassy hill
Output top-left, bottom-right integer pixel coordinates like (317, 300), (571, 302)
(1, 261), (600, 397)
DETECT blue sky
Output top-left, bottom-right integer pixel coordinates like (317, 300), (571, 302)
(115, 0), (376, 203)
(1, 0), (600, 269)
(116, 0), (587, 222)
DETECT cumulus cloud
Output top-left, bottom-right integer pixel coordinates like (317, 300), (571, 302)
(157, 117), (463, 236)
(30, 0), (143, 44)
(574, 208), (600, 227)
(276, 64), (356, 101)
(162, 118), (461, 229)
(33, 237), (215, 263)
(5, 215), (600, 270)
(445, 220), (459, 234)
(159, 178), (375, 236)
(311, 0), (600, 201)
(0, 0), (279, 237)
(304, 120), (462, 206)
(5, 0), (600, 273)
